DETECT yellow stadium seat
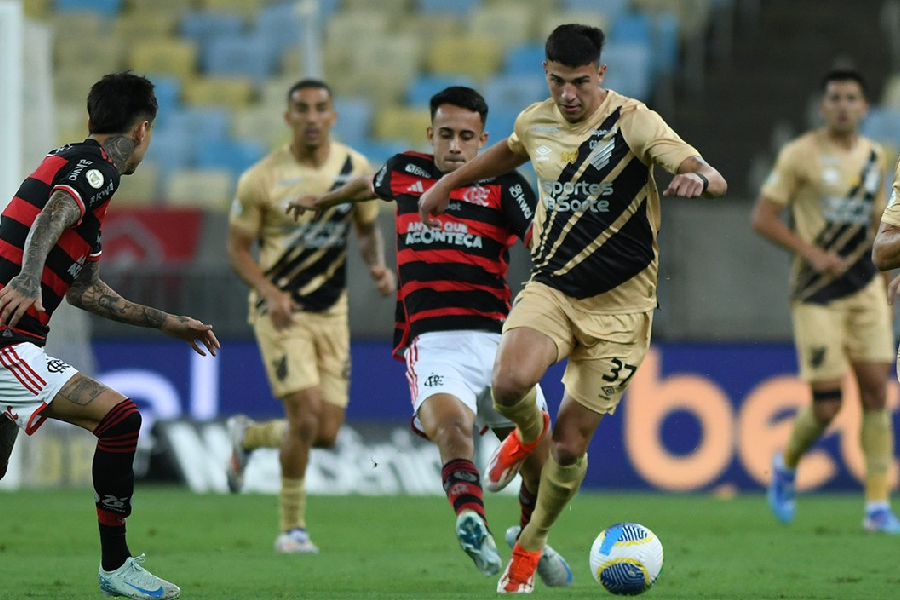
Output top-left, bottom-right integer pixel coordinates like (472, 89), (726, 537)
(258, 75), (300, 107)
(182, 77), (255, 110)
(332, 34), (421, 107)
(114, 162), (160, 207)
(397, 13), (463, 42)
(426, 35), (503, 80)
(24, 0), (53, 19)
(53, 70), (104, 111)
(372, 105), (432, 149)
(48, 12), (106, 46)
(468, 3), (535, 51)
(882, 75), (900, 108)
(230, 105), (289, 151)
(343, 0), (410, 12)
(631, 0), (710, 39)
(112, 12), (178, 43)
(128, 39), (198, 83)
(198, 0), (269, 18)
(326, 10), (391, 44)
(280, 44), (306, 76)
(164, 168), (234, 212)
(55, 36), (125, 77)
(126, 0), (195, 19)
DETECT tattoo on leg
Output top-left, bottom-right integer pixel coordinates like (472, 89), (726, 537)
(60, 376), (113, 406)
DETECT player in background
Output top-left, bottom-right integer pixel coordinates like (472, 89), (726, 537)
(419, 25), (727, 593)
(225, 79), (394, 553)
(288, 86), (572, 587)
(0, 72), (220, 600)
(753, 68), (899, 534)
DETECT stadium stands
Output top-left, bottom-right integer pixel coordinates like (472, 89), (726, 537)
(41, 0), (680, 205)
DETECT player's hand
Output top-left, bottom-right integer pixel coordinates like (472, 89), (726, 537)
(160, 315), (220, 357)
(805, 247), (849, 277)
(0, 274), (45, 328)
(286, 195), (322, 220)
(887, 274), (900, 306)
(418, 185), (451, 228)
(663, 173), (706, 198)
(369, 265), (395, 296)
(264, 288), (301, 330)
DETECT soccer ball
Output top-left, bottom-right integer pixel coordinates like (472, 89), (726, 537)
(589, 523), (664, 595)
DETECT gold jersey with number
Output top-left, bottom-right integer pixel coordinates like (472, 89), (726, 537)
(761, 130), (886, 304)
(507, 91), (699, 314)
(230, 142), (378, 320)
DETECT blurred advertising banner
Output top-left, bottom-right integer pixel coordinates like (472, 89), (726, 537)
(3, 340), (897, 493)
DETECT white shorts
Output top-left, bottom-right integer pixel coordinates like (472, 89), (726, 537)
(0, 342), (78, 435)
(405, 330), (548, 436)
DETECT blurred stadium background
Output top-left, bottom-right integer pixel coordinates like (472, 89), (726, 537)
(1, 0), (899, 502)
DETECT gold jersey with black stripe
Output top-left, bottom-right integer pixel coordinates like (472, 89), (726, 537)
(230, 142), (378, 319)
(761, 130), (887, 304)
(508, 91), (699, 314)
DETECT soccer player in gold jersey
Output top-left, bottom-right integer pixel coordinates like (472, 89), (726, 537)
(225, 80), (394, 553)
(419, 24), (727, 592)
(753, 68), (899, 534)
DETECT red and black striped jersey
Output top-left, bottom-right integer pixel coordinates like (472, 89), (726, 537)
(0, 139), (120, 345)
(371, 151), (537, 359)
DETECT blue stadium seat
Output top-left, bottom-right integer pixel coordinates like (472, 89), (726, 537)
(417, 0), (482, 15)
(194, 139), (267, 179)
(255, 1), (306, 56)
(650, 12), (680, 77)
(486, 107), (519, 139)
(54, 0), (121, 17)
(204, 34), (279, 82)
(601, 42), (652, 100)
(406, 75), (478, 108)
(504, 43), (545, 76)
(862, 106), (900, 146)
(143, 129), (195, 188)
(563, 0), (628, 20)
(179, 11), (245, 47)
(483, 74), (547, 114)
(150, 76), (183, 116)
(352, 139), (409, 167)
(610, 12), (652, 47)
(155, 107), (231, 152)
(333, 97), (374, 147)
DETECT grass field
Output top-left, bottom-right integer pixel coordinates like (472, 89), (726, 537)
(1, 486), (898, 599)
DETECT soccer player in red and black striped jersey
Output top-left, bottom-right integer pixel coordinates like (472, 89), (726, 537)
(0, 72), (219, 600)
(288, 86), (573, 586)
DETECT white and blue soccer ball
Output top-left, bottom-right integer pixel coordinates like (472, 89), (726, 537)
(589, 523), (664, 595)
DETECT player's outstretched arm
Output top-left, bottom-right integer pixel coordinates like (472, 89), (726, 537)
(663, 156), (727, 198)
(287, 173), (376, 218)
(66, 261), (219, 356)
(0, 190), (82, 328)
(873, 221), (900, 271)
(419, 140), (527, 227)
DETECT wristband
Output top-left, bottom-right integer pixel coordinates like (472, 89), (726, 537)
(696, 172), (709, 193)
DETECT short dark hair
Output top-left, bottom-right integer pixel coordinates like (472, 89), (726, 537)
(87, 72), (157, 134)
(821, 68), (867, 97)
(545, 24), (605, 67)
(429, 86), (489, 125)
(287, 79), (333, 102)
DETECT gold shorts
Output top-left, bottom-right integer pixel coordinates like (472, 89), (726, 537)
(791, 277), (894, 382)
(252, 310), (350, 407)
(504, 281), (653, 415)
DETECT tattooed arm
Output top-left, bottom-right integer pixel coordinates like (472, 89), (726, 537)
(664, 156), (728, 199)
(67, 260), (220, 356)
(0, 191), (82, 327)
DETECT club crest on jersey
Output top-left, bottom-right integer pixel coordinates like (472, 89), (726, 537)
(462, 185), (490, 206)
(86, 169), (105, 189)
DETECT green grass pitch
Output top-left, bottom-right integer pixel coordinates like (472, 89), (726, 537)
(1, 486), (898, 599)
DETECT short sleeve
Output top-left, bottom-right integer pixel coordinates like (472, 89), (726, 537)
(759, 142), (802, 205)
(620, 105), (699, 174)
(229, 168), (264, 236)
(507, 111), (531, 158)
(52, 159), (119, 220)
(499, 172), (537, 243)
(371, 154), (402, 200)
